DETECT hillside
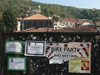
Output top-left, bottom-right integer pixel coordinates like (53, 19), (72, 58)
(0, 0), (100, 21)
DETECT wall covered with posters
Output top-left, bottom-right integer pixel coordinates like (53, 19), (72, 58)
(1, 32), (100, 75)
(4, 39), (91, 74)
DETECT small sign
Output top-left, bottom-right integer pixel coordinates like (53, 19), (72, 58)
(81, 61), (90, 70)
(8, 57), (26, 71)
(25, 41), (46, 56)
(5, 40), (23, 54)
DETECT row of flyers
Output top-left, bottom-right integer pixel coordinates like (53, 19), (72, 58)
(5, 40), (45, 55)
(7, 56), (91, 73)
(5, 40), (91, 57)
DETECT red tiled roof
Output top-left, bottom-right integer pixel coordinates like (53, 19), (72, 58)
(16, 27), (53, 32)
(24, 14), (51, 20)
(77, 19), (93, 24)
(53, 27), (96, 32)
(63, 19), (76, 22)
(63, 17), (76, 22)
(15, 26), (96, 32)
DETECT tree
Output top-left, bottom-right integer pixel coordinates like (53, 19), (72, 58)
(52, 16), (59, 22)
(61, 14), (66, 18)
(2, 8), (17, 32)
(0, 17), (4, 32)
(49, 11), (54, 16)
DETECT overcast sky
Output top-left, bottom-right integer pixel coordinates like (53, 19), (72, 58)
(32, 0), (100, 9)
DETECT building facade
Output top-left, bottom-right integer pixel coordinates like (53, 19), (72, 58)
(62, 17), (76, 28)
(77, 19), (93, 27)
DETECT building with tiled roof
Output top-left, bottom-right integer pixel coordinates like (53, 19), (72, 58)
(16, 13), (53, 32)
(62, 17), (76, 28)
(77, 19), (93, 27)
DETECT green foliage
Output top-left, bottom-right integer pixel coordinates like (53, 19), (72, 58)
(93, 17), (100, 22)
(0, 17), (4, 32)
(0, 0), (100, 23)
(52, 16), (59, 22)
(2, 8), (17, 32)
(41, 8), (50, 17)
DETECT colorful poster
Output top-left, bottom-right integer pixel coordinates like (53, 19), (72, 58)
(5, 40), (23, 54)
(69, 57), (91, 73)
(8, 57), (26, 71)
(25, 41), (46, 56)
(46, 42), (91, 64)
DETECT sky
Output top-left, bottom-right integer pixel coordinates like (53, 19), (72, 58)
(32, 0), (100, 9)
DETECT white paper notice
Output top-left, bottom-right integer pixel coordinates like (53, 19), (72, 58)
(25, 41), (45, 56)
(27, 43), (43, 54)
(8, 58), (26, 70)
(6, 41), (22, 53)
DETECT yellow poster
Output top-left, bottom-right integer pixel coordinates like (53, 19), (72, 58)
(69, 42), (91, 73)
(69, 57), (91, 73)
